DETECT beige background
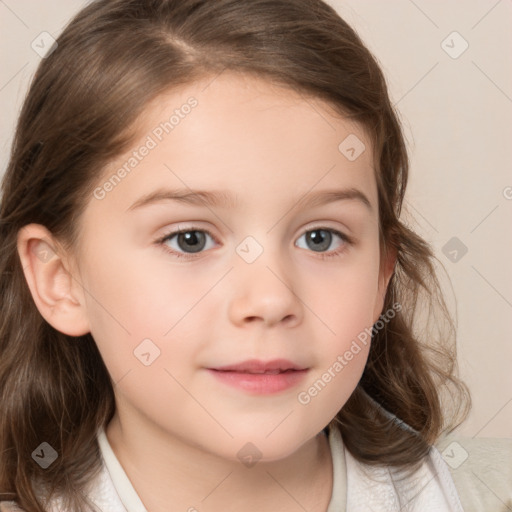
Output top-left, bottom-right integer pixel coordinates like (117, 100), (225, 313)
(1, 0), (511, 439)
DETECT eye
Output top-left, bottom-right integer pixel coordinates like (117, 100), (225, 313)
(157, 228), (217, 259)
(295, 228), (351, 258)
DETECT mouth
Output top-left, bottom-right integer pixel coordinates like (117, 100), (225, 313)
(207, 359), (309, 394)
(211, 358), (307, 373)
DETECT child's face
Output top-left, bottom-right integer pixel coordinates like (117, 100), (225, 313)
(71, 72), (392, 461)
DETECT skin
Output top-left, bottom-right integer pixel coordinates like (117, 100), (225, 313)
(18, 72), (395, 511)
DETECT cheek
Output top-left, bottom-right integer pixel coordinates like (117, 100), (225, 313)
(307, 246), (382, 343)
(294, 249), (380, 415)
(80, 235), (214, 335)
(294, 295), (373, 428)
(78, 240), (208, 382)
(79, 246), (208, 432)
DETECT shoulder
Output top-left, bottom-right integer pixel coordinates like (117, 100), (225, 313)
(435, 435), (512, 512)
(341, 436), (464, 511)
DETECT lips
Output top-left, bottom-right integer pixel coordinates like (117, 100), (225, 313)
(207, 359), (309, 394)
(211, 359), (307, 373)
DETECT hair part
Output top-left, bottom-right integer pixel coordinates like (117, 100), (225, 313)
(0, 0), (470, 509)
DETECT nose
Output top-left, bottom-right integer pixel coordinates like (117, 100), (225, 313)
(227, 253), (304, 328)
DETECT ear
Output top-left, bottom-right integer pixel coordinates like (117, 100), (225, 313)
(372, 244), (397, 322)
(16, 224), (90, 336)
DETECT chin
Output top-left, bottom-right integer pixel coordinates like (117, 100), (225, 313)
(217, 424), (321, 464)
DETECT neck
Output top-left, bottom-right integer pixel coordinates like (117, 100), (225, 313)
(105, 413), (333, 512)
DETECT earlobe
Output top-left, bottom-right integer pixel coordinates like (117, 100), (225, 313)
(16, 224), (90, 336)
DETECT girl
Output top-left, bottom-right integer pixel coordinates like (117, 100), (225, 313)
(0, 0), (471, 510)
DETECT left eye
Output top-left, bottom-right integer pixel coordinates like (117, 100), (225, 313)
(295, 228), (348, 253)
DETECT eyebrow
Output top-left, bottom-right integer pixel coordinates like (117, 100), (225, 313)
(126, 187), (373, 212)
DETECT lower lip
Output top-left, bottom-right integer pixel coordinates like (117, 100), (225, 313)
(207, 369), (309, 394)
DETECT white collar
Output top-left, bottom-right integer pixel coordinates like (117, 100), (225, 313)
(96, 426), (147, 512)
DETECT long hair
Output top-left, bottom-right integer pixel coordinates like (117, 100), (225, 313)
(0, 0), (471, 510)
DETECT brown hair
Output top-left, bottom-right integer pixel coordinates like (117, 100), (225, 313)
(0, 0), (471, 509)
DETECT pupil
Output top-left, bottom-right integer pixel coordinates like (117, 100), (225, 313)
(178, 231), (205, 253)
(308, 229), (331, 252)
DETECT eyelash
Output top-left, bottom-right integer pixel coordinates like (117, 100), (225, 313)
(155, 227), (353, 261)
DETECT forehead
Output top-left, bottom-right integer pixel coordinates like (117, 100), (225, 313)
(93, 71), (377, 214)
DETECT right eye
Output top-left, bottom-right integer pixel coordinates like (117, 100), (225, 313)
(156, 228), (218, 259)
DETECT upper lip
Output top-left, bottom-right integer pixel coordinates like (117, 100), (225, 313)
(209, 359), (307, 374)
